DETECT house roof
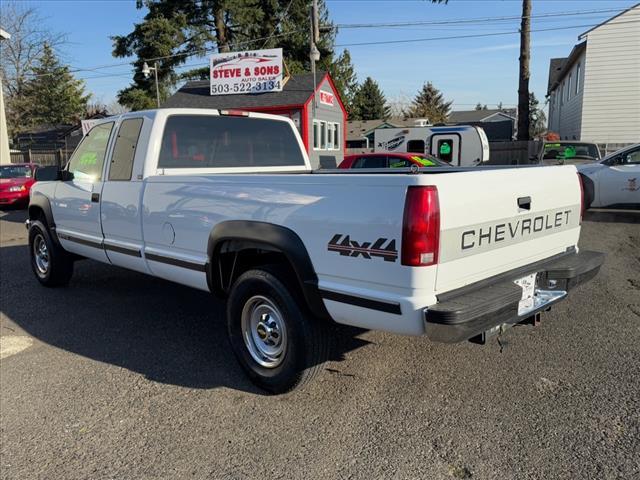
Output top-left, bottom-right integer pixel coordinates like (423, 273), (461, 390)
(546, 42), (586, 96)
(579, 3), (640, 39)
(448, 109), (516, 123)
(346, 118), (421, 141)
(547, 58), (567, 94)
(162, 72), (328, 110)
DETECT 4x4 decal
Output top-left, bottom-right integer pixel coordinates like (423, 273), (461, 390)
(327, 234), (397, 262)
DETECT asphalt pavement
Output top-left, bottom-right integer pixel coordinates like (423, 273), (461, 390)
(1, 207), (639, 480)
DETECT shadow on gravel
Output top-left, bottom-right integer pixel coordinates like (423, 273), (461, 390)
(0, 243), (370, 395)
(0, 208), (28, 224)
(584, 209), (640, 224)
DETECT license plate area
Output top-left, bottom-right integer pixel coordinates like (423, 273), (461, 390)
(514, 272), (537, 316)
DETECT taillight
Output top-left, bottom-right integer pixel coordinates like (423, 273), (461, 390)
(401, 186), (440, 266)
(577, 172), (584, 224)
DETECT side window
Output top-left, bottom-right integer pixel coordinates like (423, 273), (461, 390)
(67, 122), (114, 181)
(623, 148), (640, 165)
(389, 158), (411, 168)
(406, 140), (425, 153)
(109, 118), (143, 181)
(353, 156), (388, 168)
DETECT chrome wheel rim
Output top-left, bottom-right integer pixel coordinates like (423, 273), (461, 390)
(241, 295), (287, 368)
(33, 234), (49, 276)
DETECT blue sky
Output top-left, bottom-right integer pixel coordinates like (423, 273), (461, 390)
(28, 0), (638, 111)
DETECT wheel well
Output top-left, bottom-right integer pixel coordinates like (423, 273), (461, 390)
(209, 239), (331, 321)
(28, 206), (47, 224)
(212, 241), (298, 296)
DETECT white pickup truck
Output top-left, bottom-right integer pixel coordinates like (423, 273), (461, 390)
(27, 108), (604, 393)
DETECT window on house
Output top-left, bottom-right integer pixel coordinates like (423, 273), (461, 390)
(313, 121), (320, 149)
(568, 74), (572, 99)
(332, 123), (340, 150)
(327, 123), (334, 150)
(576, 63), (581, 94)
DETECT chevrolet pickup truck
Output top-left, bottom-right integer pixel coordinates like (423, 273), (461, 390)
(27, 108), (604, 393)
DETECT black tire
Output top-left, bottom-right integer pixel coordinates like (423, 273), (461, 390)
(226, 267), (331, 394)
(28, 219), (74, 287)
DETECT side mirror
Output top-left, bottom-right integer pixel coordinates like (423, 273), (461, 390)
(60, 169), (74, 181)
(34, 166), (74, 182)
(34, 165), (61, 182)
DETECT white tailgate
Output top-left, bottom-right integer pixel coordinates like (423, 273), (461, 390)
(429, 166), (582, 293)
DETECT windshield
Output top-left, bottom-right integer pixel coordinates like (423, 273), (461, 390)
(0, 165), (32, 179)
(543, 143), (599, 161)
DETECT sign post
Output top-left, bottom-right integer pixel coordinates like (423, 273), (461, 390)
(209, 48), (283, 96)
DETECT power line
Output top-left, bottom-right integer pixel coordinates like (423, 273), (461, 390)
(20, 9), (638, 80)
(335, 7), (627, 28)
(335, 20), (640, 48)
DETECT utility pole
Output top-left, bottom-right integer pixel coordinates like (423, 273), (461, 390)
(309, 0), (320, 113)
(517, 0), (531, 141)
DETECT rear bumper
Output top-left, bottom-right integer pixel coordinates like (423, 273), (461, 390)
(424, 250), (605, 343)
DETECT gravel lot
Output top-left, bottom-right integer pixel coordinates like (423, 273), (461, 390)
(1, 207), (639, 480)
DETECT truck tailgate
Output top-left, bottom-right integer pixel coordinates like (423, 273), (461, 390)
(429, 165), (582, 294)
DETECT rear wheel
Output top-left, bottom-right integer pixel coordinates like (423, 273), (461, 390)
(226, 267), (331, 394)
(28, 220), (74, 287)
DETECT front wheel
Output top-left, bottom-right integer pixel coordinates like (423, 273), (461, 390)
(28, 220), (74, 287)
(226, 268), (331, 394)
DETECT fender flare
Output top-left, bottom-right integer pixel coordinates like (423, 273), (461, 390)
(579, 172), (595, 209)
(207, 220), (331, 320)
(28, 193), (62, 246)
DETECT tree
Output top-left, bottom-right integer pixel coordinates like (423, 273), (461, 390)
(497, 101), (504, 110)
(112, 0), (336, 110)
(351, 77), (390, 120)
(529, 92), (546, 138)
(475, 103), (488, 110)
(517, 0), (531, 140)
(329, 49), (358, 117)
(18, 44), (89, 129)
(404, 82), (452, 123)
(0, 2), (66, 135)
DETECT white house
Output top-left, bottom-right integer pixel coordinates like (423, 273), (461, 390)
(547, 4), (640, 148)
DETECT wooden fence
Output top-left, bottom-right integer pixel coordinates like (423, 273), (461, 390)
(487, 141), (541, 165)
(9, 149), (74, 167)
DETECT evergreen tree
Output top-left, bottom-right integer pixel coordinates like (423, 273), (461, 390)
(529, 92), (547, 138)
(112, 0), (336, 110)
(329, 49), (358, 117)
(475, 102), (487, 110)
(19, 43), (89, 128)
(404, 82), (452, 123)
(351, 77), (390, 120)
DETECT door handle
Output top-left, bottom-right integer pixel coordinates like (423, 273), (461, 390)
(91, 193), (100, 203)
(518, 196), (531, 210)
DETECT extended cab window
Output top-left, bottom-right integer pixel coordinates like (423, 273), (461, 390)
(109, 118), (143, 181)
(67, 122), (114, 181)
(158, 115), (305, 168)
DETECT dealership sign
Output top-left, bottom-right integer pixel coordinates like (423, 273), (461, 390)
(210, 48), (283, 95)
(319, 91), (334, 106)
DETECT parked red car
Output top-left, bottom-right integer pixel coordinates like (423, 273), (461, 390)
(0, 163), (39, 208)
(338, 152), (449, 169)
